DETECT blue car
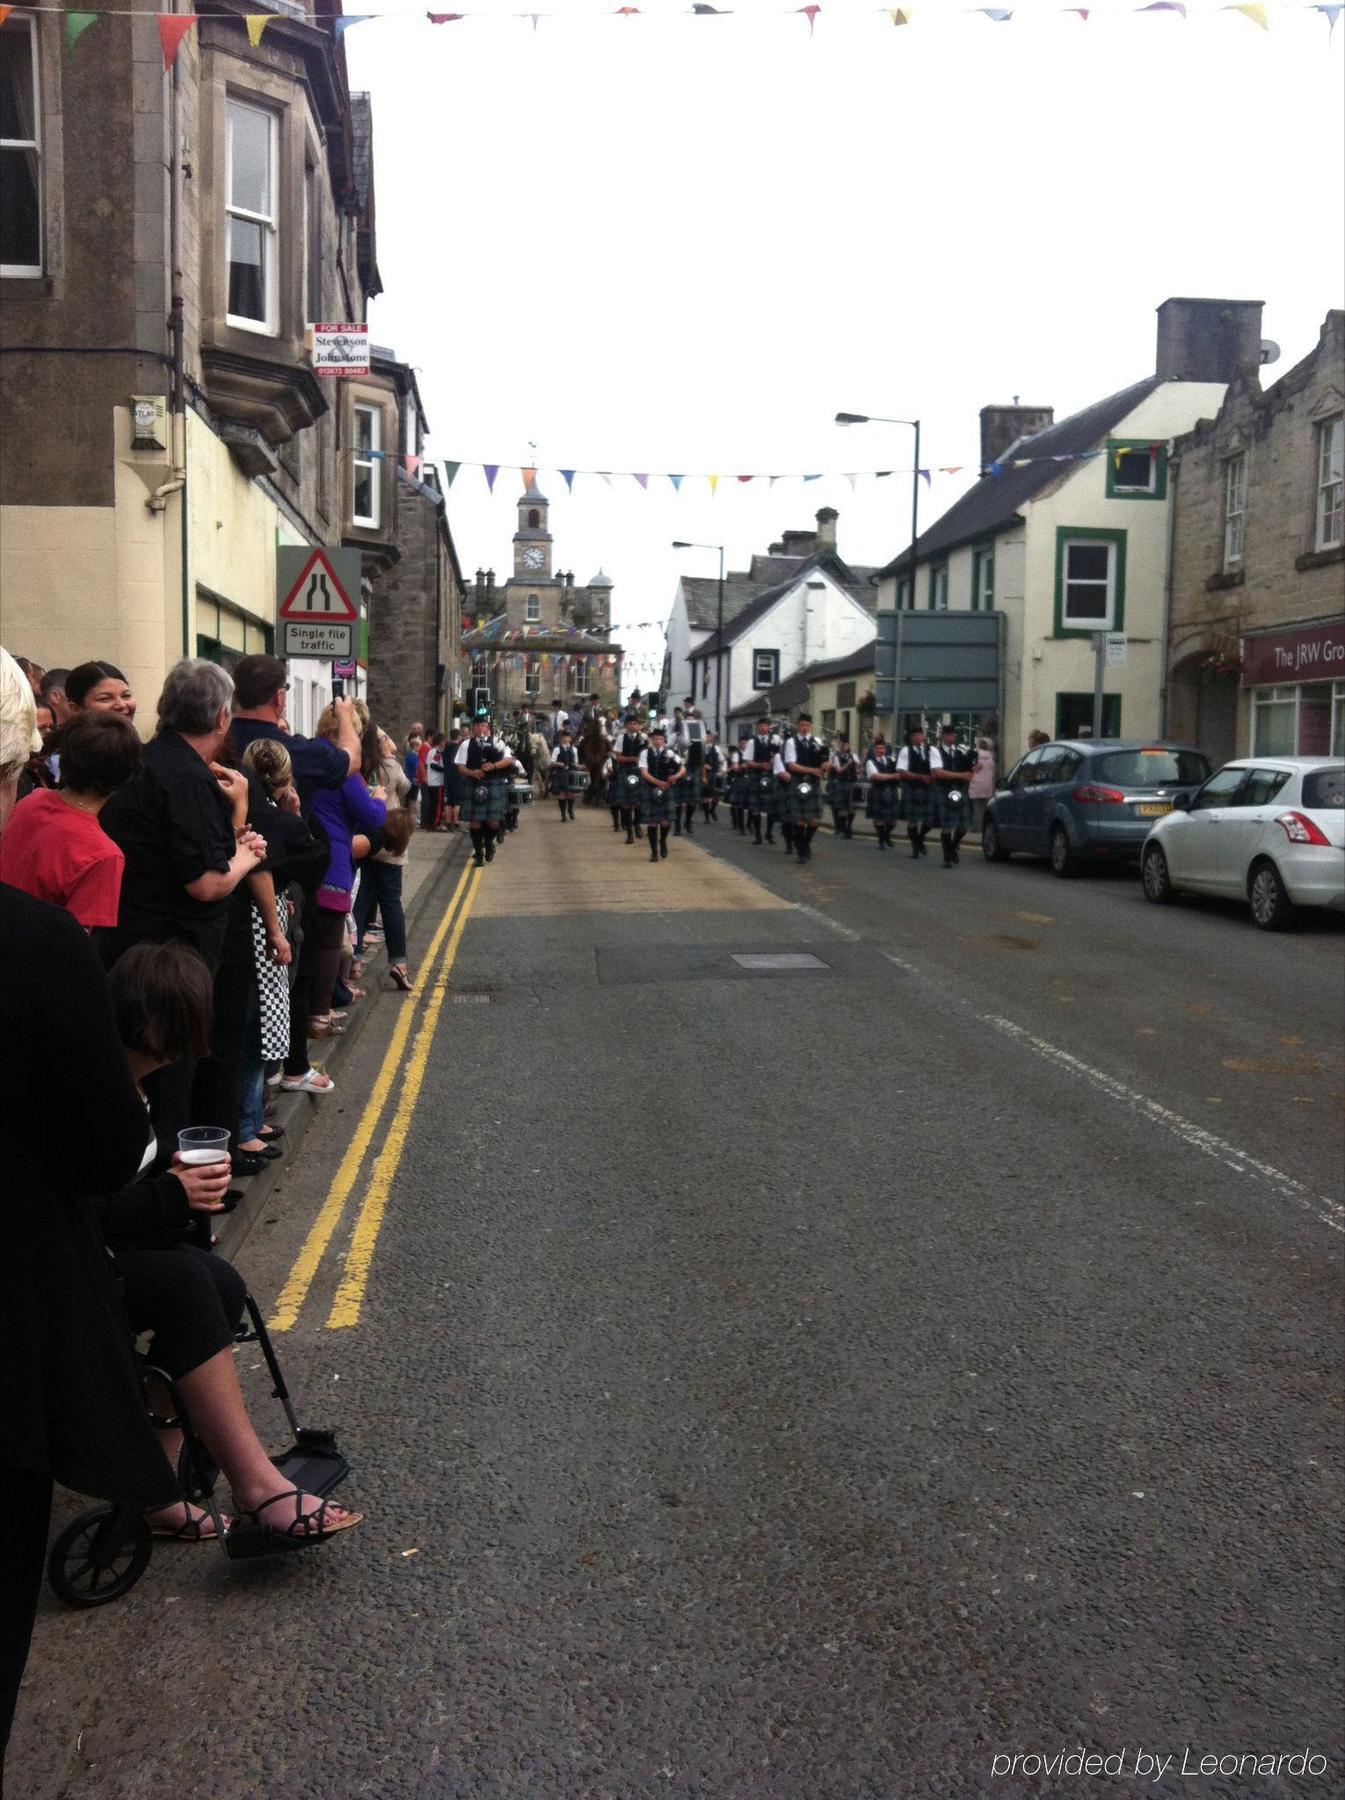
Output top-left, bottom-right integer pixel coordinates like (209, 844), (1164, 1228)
(981, 740), (1211, 877)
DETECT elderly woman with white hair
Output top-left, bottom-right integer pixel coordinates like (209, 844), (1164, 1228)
(0, 647), (181, 1762)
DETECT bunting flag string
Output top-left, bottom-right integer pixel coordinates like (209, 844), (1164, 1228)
(34, 0), (1343, 46)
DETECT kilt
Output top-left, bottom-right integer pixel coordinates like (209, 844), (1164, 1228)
(783, 775), (825, 823)
(828, 776), (857, 814)
(899, 779), (937, 827)
(866, 780), (899, 822)
(728, 769), (749, 807)
(937, 782), (971, 830)
(466, 776), (508, 825)
(680, 768), (703, 808)
(746, 771), (777, 817)
(642, 780), (676, 825)
(610, 767), (644, 811)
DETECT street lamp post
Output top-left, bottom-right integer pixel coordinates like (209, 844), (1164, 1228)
(835, 412), (921, 731)
(672, 540), (726, 739)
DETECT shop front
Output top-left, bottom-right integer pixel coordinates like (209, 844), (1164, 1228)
(1242, 620), (1345, 758)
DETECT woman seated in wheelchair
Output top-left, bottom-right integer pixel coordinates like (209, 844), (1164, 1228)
(100, 943), (362, 1546)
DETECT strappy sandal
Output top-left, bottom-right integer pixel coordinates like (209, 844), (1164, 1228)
(147, 1502), (231, 1541)
(388, 964), (413, 992)
(238, 1489), (363, 1545)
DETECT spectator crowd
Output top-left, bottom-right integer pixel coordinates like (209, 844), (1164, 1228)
(0, 645), (435, 1767)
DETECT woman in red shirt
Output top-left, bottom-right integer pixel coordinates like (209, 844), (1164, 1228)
(0, 713), (142, 928)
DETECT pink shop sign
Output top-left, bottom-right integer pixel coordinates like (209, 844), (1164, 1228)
(1241, 620), (1345, 687)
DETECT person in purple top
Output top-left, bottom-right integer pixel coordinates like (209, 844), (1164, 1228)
(302, 701), (386, 1036)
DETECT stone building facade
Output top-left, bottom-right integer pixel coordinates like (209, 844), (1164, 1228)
(461, 484), (622, 717)
(0, 7), (425, 733)
(1165, 310), (1344, 762)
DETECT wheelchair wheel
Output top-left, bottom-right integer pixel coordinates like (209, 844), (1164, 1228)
(48, 1507), (153, 1608)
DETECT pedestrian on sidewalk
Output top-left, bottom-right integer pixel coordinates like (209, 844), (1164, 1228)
(639, 725), (683, 862)
(969, 737), (995, 830)
(352, 730), (415, 992)
(443, 726), (464, 830)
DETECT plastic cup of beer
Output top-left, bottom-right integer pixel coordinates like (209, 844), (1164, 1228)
(178, 1126), (231, 1167)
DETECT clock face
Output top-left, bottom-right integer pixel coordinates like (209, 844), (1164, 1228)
(522, 547), (545, 570)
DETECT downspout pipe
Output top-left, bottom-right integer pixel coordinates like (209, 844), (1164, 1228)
(168, 0), (190, 655)
(1158, 448), (1179, 738)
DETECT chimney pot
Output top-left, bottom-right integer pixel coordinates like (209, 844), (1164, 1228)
(815, 507), (839, 553)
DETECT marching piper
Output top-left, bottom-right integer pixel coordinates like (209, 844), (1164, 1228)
(780, 712), (828, 862)
(674, 708), (705, 837)
(551, 724), (581, 823)
(828, 736), (860, 839)
(743, 713), (779, 847)
(865, 736), (900, 848)
(934, 721), (977, 867)
(897, 723), (940, 858)
(728, 736), (751, 834)
(701, 732), (725, 824)
(609, 712), (647, 844)
(639, 725), (684, 862)
(455, 711), (518, 866)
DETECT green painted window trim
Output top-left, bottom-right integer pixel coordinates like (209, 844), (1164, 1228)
(927, 560), (949, 611)
(896, 576), (914, 611)
(971, 540), (995, 612)
(1053, 526), (1127, 639)
(1105, 438), (1168, 501)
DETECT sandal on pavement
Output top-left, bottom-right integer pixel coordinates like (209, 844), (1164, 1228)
(279, 1068), (336, 1094)
(308, 1016), (346, 1039)
(147, 1501), (231, 1542)
(388, 964), (413, 992)
(238, 1489), (363, 1545)
(349, 958), (365, 980)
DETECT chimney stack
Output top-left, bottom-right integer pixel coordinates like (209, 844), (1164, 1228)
(781, 527), (817, 559)
(1154, 297), (1265, 383)
(815, 507), (838, 554)
(980, 404), (1054, 471)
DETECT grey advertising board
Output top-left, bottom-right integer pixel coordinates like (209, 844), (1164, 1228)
(874, 610), (1003, 718)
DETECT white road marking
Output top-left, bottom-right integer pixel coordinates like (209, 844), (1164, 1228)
(979, 1011), (1345, 1235)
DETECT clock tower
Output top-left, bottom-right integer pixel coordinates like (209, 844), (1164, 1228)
(513, 483), (554, 579)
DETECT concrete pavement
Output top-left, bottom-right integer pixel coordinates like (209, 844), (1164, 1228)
(11, 801), (1343, 1799)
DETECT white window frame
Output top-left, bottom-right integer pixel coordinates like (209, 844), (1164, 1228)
(525, 593), (541, 623)
(225, 97), (280, 336)
(1112, 447), (1159, 495)
(572, 655), (592, 699)
(470, 656), (490, 688)
(1223, 454), (1246, 571)
(973, 545), (994, 612)
(524, 654), (541, 697)
(1061, 538), (1117, 632)
(1316, 416), (1343, 551)
(0, 13), (42, 278)
(352, 403), (380, 530)
(752, 648), (778, 690)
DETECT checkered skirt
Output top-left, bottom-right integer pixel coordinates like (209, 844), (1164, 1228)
(899, 779), (938, 826)
(827, 775), (857, 814)
(642, 779), (676, 825)
(783, 776), (825, 823)
(679, 768), (703, 807)
(250, 903), (290, 1063)
(746, 771), (778, 817)
(936, 781), (971, 829)
(466, 776), (509, 824)
(866, 779), (899, 822)
(610, 767), (644, 810)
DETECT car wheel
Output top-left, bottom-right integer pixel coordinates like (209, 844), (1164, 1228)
(1141, 842), (1173, 904)
(1248, 859), (1295, 931)
(1049, 825), (1078, 879)
(981, 818), (1010, 862)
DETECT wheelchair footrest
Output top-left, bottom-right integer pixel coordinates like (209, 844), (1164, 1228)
(269, 1433), (349, 1499)
(223, 1522), (321, 1561)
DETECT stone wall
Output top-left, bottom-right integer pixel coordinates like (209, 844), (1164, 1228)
(368, 479), (454, 738)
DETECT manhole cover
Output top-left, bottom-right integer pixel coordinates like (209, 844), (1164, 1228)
(731, 953), (830, 972)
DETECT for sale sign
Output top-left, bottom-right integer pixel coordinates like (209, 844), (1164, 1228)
(311, 323), (370, 378)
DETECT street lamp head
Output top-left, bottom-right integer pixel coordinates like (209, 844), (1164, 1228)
(671, 541), (692, 549)
(834, 412), (870, 426)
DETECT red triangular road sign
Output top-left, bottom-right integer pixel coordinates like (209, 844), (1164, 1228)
(278, 548), (358, 621)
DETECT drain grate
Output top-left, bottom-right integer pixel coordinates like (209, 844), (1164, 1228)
(731, 953), (830, 972)
(449, 991), (494, 1004)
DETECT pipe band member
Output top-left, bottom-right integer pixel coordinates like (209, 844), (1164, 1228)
(701, 733), (724, 824)
(638, 726), (683, 863)
(609, 712), (647, 844)
(781, 712), (829, 862)
(865, 736), (900, 847)
(728, 736), (751, 835)
(828, 737), (859, 839)
(897, 724), (940, 859)
(455, 712), (517, 866)
(743, 713), (779, 847)
(935, 721), (977, 867)
(674, 710), (705, 838)
(551, 726), (580, 823)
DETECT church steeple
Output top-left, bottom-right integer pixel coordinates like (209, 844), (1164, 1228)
(514, 480), (553, 579)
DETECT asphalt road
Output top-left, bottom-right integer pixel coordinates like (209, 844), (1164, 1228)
(13, 806), (1344, 1800)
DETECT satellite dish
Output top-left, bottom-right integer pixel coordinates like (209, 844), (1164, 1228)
(1259, 339), (1281, 366)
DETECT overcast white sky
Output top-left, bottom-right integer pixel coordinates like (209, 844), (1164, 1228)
(348, 5), (1344, 689)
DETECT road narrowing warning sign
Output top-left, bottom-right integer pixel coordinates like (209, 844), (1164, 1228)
(276, 546), (362, 661)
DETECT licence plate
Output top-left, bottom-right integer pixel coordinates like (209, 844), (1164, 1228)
(1135, 803), (1171, 817)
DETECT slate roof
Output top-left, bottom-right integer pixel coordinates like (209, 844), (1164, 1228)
(680, 576), (774, 632)
(691, 555), (879, 657)
(876, 376), (1164, 579)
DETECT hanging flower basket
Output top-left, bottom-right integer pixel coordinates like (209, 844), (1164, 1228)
(857, 688), (877, 715)
(1199, 652), (1242, 682)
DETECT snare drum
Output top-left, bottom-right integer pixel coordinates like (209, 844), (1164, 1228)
(554, 766), (590, 795)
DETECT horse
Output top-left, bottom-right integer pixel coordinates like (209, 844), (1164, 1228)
(578, 718), (611, 806)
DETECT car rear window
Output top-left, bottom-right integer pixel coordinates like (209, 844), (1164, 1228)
(1303, 767), (1345, 810)
(1092, 749), (1210, 787)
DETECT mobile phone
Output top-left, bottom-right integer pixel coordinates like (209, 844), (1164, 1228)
(332, 677), (345, 699)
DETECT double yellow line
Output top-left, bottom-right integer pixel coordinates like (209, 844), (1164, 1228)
(269, 859), (482, 1334)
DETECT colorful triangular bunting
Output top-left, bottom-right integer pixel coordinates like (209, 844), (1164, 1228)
(797, 3), (820, 28)
(669, 474), (684, 492)
(633, 473), (649, 489)
(243, 14), (274, 47)
(484, 464), (500, 491)
(444, 462), (460, 487)
(333, 15), (374, 40)
(560, 470), (576, 490)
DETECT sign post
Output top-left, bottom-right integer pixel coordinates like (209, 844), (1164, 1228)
(277, 546), (361, 661)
